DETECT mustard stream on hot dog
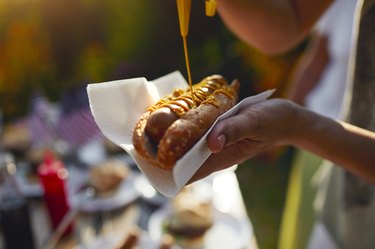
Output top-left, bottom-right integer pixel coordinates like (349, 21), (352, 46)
(132, 75), (240, 170)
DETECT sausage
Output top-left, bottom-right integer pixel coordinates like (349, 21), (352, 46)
(132, 75), (240, 170)
(145, 107), (178, 143)
(144, 77), (223, 142)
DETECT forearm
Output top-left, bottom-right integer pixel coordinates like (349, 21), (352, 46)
(291, 106), (375, 183)
(287, 62), (321, 104)
(287, 34), (330, 104)
(217, 0), (333, 54)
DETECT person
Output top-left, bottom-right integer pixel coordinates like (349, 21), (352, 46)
(279, 1), (357, 248)
(286, 0), (354, 119)
(190, 0), (375, 248)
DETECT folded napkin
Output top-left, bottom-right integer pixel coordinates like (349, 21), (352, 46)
(87, 71), (274, 197)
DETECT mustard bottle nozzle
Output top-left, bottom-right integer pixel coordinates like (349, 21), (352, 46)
(205, 0), (217, 17)
(176, 0), (192, 37)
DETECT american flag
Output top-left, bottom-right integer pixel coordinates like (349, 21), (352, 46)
(27, 85), (102, 148)
(56, 84), (102, 147)
(27, 91), (56, 147)
(57, 107), (102, 147)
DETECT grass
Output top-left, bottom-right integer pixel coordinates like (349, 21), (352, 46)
(235, 147), (294, 249)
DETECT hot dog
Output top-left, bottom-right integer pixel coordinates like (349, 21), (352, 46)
(132, 75), (240, 170)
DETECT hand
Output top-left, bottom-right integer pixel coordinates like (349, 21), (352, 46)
(190, 98), (299, 182)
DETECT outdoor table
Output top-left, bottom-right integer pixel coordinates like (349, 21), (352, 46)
(0, 156), (259, 249)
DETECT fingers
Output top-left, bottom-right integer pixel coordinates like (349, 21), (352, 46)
(207, 110), (262, 153)
(191, 98), (297, 185)
(207, 133), (226, 153)
(207, 98), (296, 153)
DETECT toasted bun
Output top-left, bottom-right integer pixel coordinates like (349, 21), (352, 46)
(132, 75), (240, 170)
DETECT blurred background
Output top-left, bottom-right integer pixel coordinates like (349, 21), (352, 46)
(0, 0), (307, 248)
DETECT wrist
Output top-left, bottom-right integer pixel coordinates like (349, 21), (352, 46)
(282, 102), (316, 147)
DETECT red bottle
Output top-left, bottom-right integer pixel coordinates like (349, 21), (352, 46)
(38, 150), (71, 235)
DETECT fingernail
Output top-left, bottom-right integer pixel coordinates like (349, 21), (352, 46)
(217, 134), (226, 151)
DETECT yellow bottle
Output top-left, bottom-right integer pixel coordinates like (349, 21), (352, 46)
(205, 0), (218, 17)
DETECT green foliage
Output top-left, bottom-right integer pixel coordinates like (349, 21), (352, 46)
(104, 0), (155, 61)
(0, 6), (56, 118)
(0, 0), (259, 120)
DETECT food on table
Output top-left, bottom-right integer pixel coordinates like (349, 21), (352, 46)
(164, 188), (213, 248)
(88, 159), (129, 196)
(116, 226), (176, 249)
(116, 226), (140, 249)
(158, 234), (175, 249)
(1, 124), (31, 157)
(132, 75), (239, 170)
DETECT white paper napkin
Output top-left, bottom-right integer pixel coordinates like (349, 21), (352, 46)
(87, 71), (274, 197)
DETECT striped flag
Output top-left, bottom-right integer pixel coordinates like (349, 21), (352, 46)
(56, 84), (102, 147)
(27, 85), (102, 149)
(57, 107), (102, 147)
(27, 92), (56, 147)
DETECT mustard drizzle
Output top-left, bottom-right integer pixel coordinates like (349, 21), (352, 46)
(147, 77), (235, 116)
